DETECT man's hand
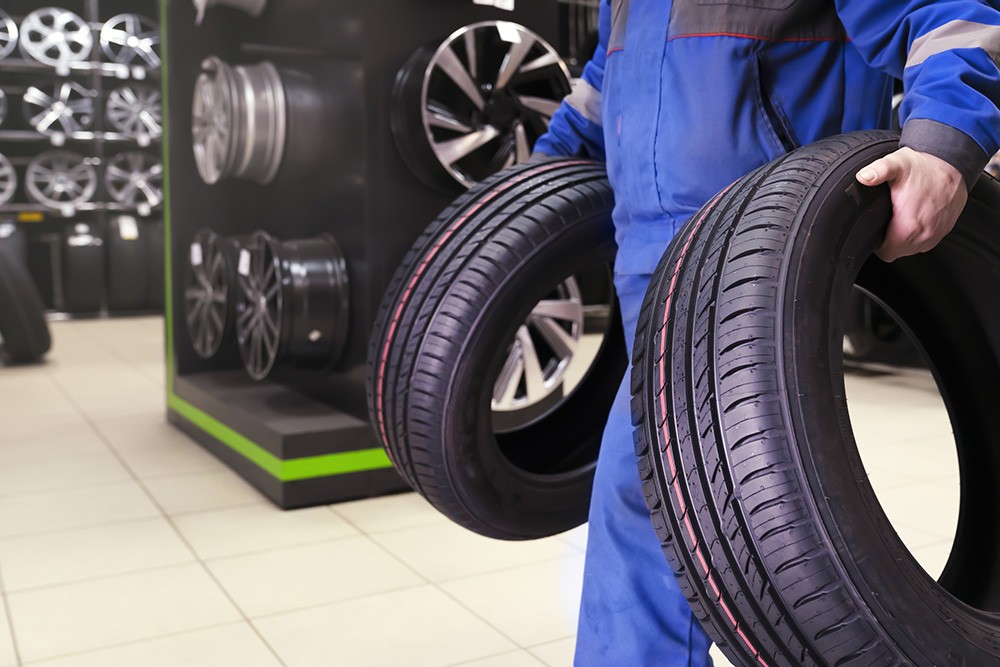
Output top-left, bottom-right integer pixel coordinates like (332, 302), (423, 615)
(855, 146), (967, 262)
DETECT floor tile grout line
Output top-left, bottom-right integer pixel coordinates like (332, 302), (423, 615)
(329, 507), (530, 652)
(64, 318), (165, 391)
(17, 620), (246, 666)
(40, 371), (290, 667)
(0, 563), (24, 666)
(3, 560), (200, 598)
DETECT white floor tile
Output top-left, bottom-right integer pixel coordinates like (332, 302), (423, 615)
(207, 536), (423, 617)
(709, 643), (736, 666)
(371, 521), (581, 583)
(143, 469), (265, 515)
(111, 434), (227, 479)
(873, 481), (960, 544)
(528, 637), (575, 667)
(908, 538), (954, 580)
(8, 563), (242, 662)
(330, 491), (447, 534)
(0, 481), (160, 538)
(0, 518), (194, 592)
(0, 450), (132, 498)
(173, 504), (359, 560)
(0, 602), (17, 667)
(254, 585), (515, 667)
(440, 555), (585, 648)
(22, 623), (281, 667)
(555, 524), (588, 553)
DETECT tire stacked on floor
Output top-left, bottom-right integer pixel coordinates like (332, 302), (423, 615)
(368, 159), (626, 540)
(631, 131), (1000, 665)
(0, 242), (50, 363)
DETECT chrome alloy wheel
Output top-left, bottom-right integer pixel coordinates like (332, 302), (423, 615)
(0, 153), (16, 207)
(25, 150), (98, 210)
(19, 8), (92, 68)
(22, 81), (96, 136)
(193, 0), (267, 25)
(492, 276), (584, 413)
(106, 85), (162, 140)
(393, 21), (571, 190)
(184, 230), (235, 360)
(191, 57), (286, 185)
(104, 151), (163, 210)
(0, 9), (17, 61)
(99, 14), (160, 69)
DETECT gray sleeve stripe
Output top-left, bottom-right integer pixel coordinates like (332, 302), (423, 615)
(907, 19), (1000, 68)
(564, 78), (603, 126)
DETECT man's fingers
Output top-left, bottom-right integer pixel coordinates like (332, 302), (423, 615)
(857, 153), (903, 186)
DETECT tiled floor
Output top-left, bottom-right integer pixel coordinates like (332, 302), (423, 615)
(0, 317), (959, 666)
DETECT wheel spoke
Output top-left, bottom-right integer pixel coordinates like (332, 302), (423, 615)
(516, 325), (547, 402)
(513, 120), (530, 163)
(433, 126), (501, 166)
(493, 342), (526, 406)
(517, 52), (563, 77)
(517, 95), (561, 118)
(531, 315), (578, 359)
(531, 298), (583, 322)
(427, 102), (474, 134)
(436, 45), (486, 111)
(495, 35), (536, 90)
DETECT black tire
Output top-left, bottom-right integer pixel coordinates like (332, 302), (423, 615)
(62, 224), (104, 313)
(368, 159), (626, 539)
(0, 243), (50, 363)
(145, 220), (164, 310)
(631, 130), (1000, 666)
(106, 215), (148, 311)
(843, 286), (924, 368)
(0, 222), (27, 265)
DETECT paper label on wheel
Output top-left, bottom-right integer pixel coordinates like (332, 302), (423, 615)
(473, 0), (514, 11)
(118, 216), (139, 240)
(496, 21), (522, 43)
(190, 242), (203, 266)
(238, 249), (251, 276)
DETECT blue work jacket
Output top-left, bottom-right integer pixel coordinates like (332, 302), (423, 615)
(536, 0), (1000, 275)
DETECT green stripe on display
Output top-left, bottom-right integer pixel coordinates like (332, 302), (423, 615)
(168, 394), (393, 481)
(158, 5), (392, 482)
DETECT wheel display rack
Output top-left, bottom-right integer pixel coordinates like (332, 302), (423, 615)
(165, 1), (564, 507)
(0, 0), (163, 315)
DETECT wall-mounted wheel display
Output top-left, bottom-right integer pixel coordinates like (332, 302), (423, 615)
(392, 21), (571, 191)
(0, 222), (25, 264)
(0, 9), (17, 61)
(62, 223), (104, 313)
(631, 131), (1000, 666)
(22, 81), (97, 137)
(368, 159), (625, 540)
(104, 151), (163, 213)
(25, 151), (98, 214)
(235, 231), (350, 381)
(193, 0), (267, 25)
(19, 8), (92, 69)
(106, 84), (162, 143)
(184, 229), (239, 360)
(0, 244), (50, 363)
(0, 153), (15, 207)
(192, 57), (286, 185)
(99, 14), (160, 71)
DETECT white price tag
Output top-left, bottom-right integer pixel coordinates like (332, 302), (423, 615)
(118, 216), (139, 240)
(238, 249), (251, 276)
(496, 21), (522, 43)
(473, 0), (514, 11)
(190, 242), (203, 266)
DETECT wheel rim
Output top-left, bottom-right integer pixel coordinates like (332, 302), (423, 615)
(184, 230), (233, 359)
(99, 14), (160, 69)
(492, 277), (583, 412)
(0, 9), (17, 61)
(0, 154), (16, 207)
(25, 151), (97, 208)
(192, 57), (286, 185)
(104, 151), (163, 209)
(415, 21), (570, 188)
(19, 8), (92, 67)
(22, 81), (96, 135)
(236, 233), (283, 380)
(106, 85), (162, 138)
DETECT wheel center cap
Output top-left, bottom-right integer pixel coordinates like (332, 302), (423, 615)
(484, 94), (516, 128)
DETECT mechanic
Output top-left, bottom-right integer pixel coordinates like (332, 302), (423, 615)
(533, 1), (1000, 664)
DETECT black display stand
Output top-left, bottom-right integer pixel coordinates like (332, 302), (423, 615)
(163, 0), (562, 507)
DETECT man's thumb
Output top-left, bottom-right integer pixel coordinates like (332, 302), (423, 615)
(856, 155), (898, 186)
